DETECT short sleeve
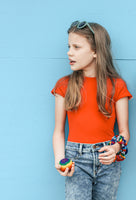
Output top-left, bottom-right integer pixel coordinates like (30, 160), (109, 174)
(50, 76), (69, 97)
(114, 78), (133, 102)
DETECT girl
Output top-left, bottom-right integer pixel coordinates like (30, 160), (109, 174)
(51, 21), (133, 200)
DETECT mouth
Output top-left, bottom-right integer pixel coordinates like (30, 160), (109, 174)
(69, 59), (76, 65)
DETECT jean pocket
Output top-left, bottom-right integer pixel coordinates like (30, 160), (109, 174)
(65, 148), (79, 160)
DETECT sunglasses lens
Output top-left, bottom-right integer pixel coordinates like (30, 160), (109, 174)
(70, 21), (94, 34)
(78, 21), (86, 28)
(71, 21), (79, 27)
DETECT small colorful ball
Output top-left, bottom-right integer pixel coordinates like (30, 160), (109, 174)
(59, 158), (73, 172)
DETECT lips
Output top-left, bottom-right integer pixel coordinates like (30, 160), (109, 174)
(69, 59), (76, 65)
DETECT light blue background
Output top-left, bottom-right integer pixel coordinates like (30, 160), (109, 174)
(0, 0), (135, 199)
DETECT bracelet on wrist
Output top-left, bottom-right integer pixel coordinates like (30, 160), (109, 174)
(108, 135), (128, 162)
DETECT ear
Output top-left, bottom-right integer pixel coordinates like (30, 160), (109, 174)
(93, 52), (97, 58)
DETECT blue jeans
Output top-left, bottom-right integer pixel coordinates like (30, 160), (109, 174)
(65, 141), (121, 200)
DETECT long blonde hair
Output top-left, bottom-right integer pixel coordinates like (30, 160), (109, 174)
(54, 22), (121, 117)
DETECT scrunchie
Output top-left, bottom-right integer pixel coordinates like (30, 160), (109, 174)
(108, 135), (128, 162)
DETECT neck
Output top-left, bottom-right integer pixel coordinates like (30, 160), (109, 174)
(83, 64), (96, 77)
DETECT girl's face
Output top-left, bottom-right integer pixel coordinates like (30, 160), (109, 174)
(67, 33), (97, 75)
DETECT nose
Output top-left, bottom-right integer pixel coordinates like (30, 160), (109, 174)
(67, 48), (73, 56)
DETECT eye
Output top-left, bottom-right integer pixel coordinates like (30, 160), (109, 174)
(74, 45), (80, 49)
(68, 45), (70, 48)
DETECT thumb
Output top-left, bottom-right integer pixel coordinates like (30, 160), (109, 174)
(55, 164), (61, 170)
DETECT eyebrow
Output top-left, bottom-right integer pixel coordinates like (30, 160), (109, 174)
(68, 43), (81, 46)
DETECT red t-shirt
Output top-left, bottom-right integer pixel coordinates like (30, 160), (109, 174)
(51, 76), (133, 143)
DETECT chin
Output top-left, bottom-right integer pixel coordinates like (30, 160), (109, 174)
(71, 66), (81, 71)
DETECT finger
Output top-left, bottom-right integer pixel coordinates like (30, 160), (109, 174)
(99, 152), (110, 157)
(63, 167), (70, 176)
(57, 167), (69, 176)
(99, 155), (116, 164)
(100, 158), (113, 165)
(67, 162), (75, 177)
(55, 164), (69, 176)
(55, 164), (62, 170)
(99, 154), (115, 161)
(100, 161), (112, 165)
(99, 151), (114, 158)
(98, 146), (109, 152)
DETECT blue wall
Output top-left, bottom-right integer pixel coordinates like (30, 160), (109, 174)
(0, 0), (135, 199)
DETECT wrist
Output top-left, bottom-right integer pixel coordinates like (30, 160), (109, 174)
(55, 157), (65, 165)
(112, 142), (121, 154)
(108, 135), (128, 162)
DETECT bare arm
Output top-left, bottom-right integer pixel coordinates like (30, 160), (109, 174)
(111, 96), (130, 153)
(115, 97), (130, 142)
(52, 94), (75, 176)
(99, 97), (130, 164)
(52, 94), (67, 165)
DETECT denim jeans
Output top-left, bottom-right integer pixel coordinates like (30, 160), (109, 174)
(65, 141), (121, 200)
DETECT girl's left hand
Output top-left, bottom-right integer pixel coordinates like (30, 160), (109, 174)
(98, 146), (116, 165)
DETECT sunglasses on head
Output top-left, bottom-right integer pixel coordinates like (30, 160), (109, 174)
(70, 21), (95, 35)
